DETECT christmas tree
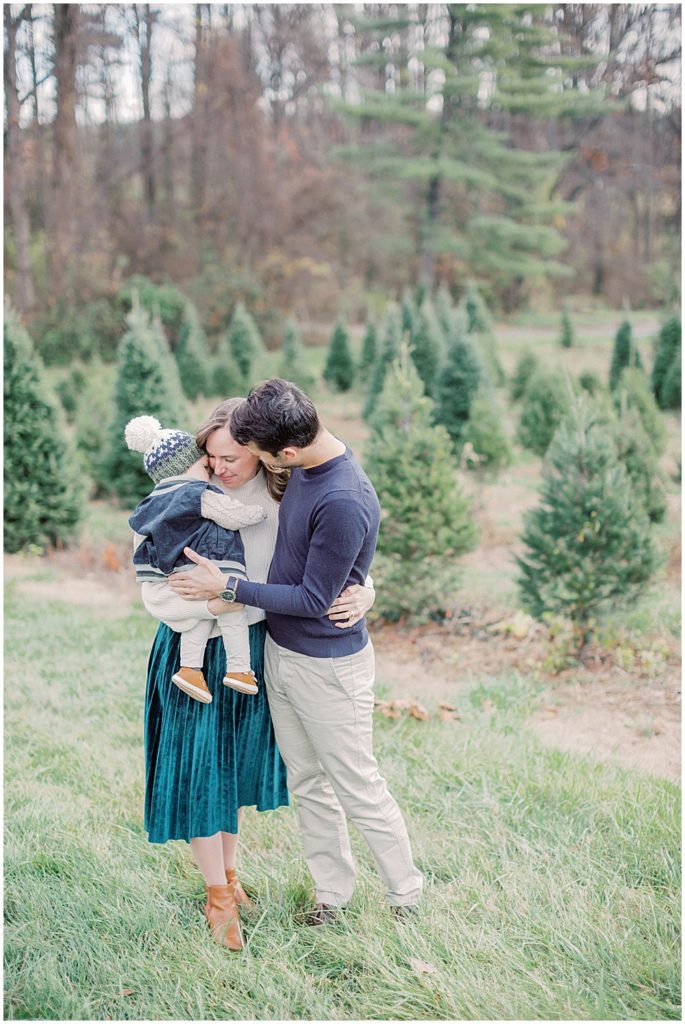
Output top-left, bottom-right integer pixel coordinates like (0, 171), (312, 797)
(434, 315), (482, 450)
(99, 304), (189, 506)
(227, 302), (263, 383)
(651, 316), (681, 410)
(559, 304), (574, 349)
(510, 350), (539, 402)
(212, 336), (245, 398)
(363, 304), (402, 419)
(613, 367), (666, 456)
(461, 392), (513, 473)
(323, 319), (355, 392)
(517, 395), (657, 649)
(176, 303), (210, 400)
(4, 307), (83, 552)
(517, 369), (571, 456)
(279, 319), (315, 391)
(366, 347), (477, 621)
(409, 300), (445, 399)
(460, 282), (504, 386)
(358, 321), (378, 383)
(609, 320), (642, 391)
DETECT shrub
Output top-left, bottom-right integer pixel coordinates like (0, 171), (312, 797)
(434, 317), (483, 451)
(176, 303), (210, 400)
(323, 319), (355, 392)
(366, 348), (477, 622)
(578, 370), (602, 396)
(461, 392), (513, 473)
(409, 300), (445, 399)
(227, 302), (264, 384)
(98, 304), (189, 506)
(4, 307), (83, 552)
(510, 350), (539, 402)
(517, 369), (572, 456)
(517, 395), (658, 649)
(609, 320), (642, 391)
(117, 275), (188, 351)
(55, 363), (88, 421)
(560, 305), (574, 348)
(31, 298), (127, 365)
(651, 315), (681, 409)
(363, 304), (402, 419)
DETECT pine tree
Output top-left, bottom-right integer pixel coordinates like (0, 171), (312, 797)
(609, 320), (642, 391)
(578, 370), (602, 396)
(651, 316), (681, 409)
(517, 370), (572, 456)
(363, 304), (402, 419)
(614, 367), (667, 456)
(212, 335), (245, 398)
(461, 392), (513, 473)
(460, 282), (504, 386)
(613, 401), (668, 523)
(279, 319), (315, 391)
(358, 321), (378, 383)
(74, 357), (115, 492)
(365, 347), (477, 621)
(435, 285), (456, 338)
(401, 288), (417, 336)
(510, 350), (539, 402)
(409, 300), (445, 399)
(560, 304), (574, 348)
(176, 303), (210, 400)
(99, 305), (189, 506)
(323, 319), (355, 392)
(434, 318), (482, 450)
(227, 302), (263, 383)
(517, 395), (658, 648)
(4, 307), (83, 552)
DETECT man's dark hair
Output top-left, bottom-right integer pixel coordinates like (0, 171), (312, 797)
(230, 378), (320, 456)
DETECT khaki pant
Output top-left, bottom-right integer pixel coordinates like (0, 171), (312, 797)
(264, 634), (423, 907)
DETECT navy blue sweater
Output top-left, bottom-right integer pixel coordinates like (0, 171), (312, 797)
(237, 448), (380, 657)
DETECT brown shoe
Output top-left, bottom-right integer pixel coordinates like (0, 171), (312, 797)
(306, 902), (339, 926)
(204, 884), (244, 951)
(172, 667), (212, 703)
(226, 868), (255, 910)
(223, 670), (258, 695)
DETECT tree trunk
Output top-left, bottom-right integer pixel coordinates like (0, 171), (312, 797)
(4, 7), (36, 312)
(51, 3), (80, 297)
(136, 4), (156, 219)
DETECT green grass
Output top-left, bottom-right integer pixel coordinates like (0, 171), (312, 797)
(4, 590), (681, 1020)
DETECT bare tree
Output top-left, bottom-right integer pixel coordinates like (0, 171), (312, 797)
(4, 5), (35, 311)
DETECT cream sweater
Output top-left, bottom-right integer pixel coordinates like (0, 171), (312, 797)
(138, 469), (280, 632)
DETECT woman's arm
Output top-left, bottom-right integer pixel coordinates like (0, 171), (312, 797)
(327, 582), (376, 629)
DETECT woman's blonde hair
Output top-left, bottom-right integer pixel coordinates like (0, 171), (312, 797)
(195, 398), (289, 503)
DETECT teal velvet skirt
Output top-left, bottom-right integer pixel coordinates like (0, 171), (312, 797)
(144, 620), (289, 843)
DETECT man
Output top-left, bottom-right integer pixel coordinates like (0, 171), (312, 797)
(170, 378), (423, 920)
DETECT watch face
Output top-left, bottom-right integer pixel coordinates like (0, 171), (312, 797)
(220, 588), (237, 603)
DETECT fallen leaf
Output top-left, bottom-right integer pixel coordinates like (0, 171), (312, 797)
(438, 706), (461, 722)
(120, 989), (134, 997)
(409, 957), (437, 976)
(481, 698), (495, 714)
(407, 701), (430, 721)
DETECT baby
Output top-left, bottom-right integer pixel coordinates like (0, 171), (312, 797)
(126, 415), (266, 704)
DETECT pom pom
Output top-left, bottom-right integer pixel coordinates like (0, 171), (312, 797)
(125, 415), (162, 453)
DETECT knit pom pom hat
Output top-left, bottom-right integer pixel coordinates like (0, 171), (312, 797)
(125, 415), (205, 483)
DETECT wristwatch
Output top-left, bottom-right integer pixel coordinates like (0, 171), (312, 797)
(219, 575), (240, 603)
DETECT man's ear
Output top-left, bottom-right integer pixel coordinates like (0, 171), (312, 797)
(278, 447), (299, 463)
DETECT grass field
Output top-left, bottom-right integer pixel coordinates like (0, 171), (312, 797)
(4, 582), (681, 1021)
(5, 308), (681, 1020)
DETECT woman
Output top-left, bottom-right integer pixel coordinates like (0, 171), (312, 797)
(143, 397), (375, 951)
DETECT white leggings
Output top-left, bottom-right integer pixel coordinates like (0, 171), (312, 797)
(141, 579), (251, 673)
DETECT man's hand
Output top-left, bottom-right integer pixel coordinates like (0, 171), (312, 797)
(169, 547), (227, 600)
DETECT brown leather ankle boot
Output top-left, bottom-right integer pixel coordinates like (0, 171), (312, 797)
(225, 868), (255, 910)
(204, 884), (244, 951)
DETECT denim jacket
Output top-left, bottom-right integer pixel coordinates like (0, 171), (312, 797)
(129, 477), (247, 582)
